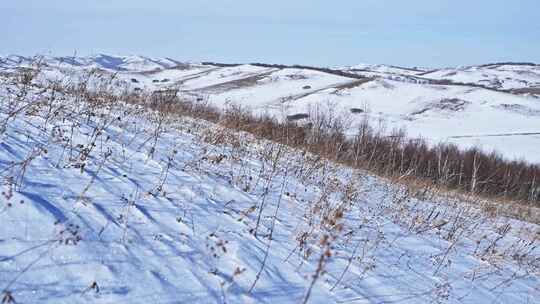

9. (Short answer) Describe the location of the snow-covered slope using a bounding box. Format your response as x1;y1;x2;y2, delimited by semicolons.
284;79;540;163
2;55;539;164
420;63;540;91
1;71;539;303
339;62;540;92
346;63;428;76
0;54;182;72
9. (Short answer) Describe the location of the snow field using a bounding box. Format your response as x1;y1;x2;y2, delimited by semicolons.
0;76;539;303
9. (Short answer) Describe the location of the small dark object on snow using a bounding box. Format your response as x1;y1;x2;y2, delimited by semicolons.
90;281;100;293
1;291;14;304
82;281;100;295
287;113;309;121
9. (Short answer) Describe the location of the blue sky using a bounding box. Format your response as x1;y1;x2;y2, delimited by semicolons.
2;0;539;67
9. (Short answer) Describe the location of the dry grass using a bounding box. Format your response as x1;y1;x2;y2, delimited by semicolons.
150;96;540;209
1;64;539;303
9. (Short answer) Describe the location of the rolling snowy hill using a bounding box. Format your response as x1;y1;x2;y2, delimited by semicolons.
1;55;539;163
420;63;540;91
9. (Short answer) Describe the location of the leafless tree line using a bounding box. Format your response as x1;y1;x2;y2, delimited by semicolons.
140;93;540;206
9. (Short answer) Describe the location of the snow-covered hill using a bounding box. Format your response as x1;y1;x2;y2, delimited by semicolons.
2;55;539;163
420;63;540;91
1;69;539;303
0;54;182;72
